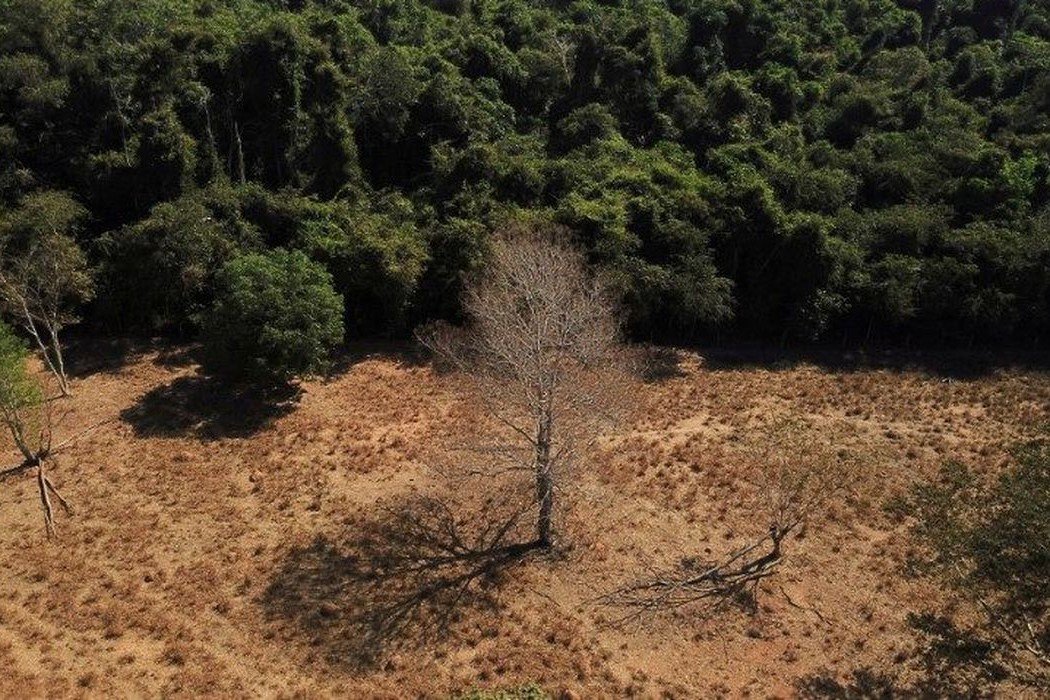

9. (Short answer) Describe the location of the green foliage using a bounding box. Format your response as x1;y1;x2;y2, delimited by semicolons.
0;190;94;323
0;321;46;454
97;186;259;333
202;248;344;383
0;320;41;415
454;683;549;700
901;446;1049;611
553;136;734;334
242;188;428;334
0;0;1048;345
893;439;1050;684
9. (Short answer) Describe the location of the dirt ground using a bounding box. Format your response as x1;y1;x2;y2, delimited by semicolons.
0;340;1047;698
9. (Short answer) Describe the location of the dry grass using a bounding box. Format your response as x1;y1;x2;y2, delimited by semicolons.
0;341;1046;697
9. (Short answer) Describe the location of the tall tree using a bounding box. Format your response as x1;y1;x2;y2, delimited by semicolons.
0;192;93;397
421;223;630;548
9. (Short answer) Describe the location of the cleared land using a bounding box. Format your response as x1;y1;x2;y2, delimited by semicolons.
0;341;1047;698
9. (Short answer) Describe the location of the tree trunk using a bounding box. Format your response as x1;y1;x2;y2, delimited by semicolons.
18;300;71;397
234;121;247;185
48;326;70;397
37;457;55;537
535;411;554;548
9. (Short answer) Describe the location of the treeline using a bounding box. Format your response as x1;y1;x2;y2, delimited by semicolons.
1;0;1049;346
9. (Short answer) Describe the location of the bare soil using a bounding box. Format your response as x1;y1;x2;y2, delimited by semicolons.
1;341;1047;698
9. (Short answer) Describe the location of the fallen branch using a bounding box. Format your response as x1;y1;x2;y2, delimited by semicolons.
48;419;110;454
0;419;107;537
599;520;800;625
2;451;66;536
779;584;830;625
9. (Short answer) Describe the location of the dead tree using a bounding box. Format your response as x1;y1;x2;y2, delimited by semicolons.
602;419;853;622
600;522;799;621
420;223;630;549
0;193;94;398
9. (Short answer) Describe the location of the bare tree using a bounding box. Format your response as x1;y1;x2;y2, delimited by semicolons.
0;193;93;398
602;418;853;621
420;223;630;549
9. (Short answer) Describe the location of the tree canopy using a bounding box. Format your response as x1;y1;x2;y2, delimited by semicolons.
202;248;344;382
1;0;1048;345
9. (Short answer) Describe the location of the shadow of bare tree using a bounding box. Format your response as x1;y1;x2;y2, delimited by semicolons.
120;374;300;440
260;497;539;668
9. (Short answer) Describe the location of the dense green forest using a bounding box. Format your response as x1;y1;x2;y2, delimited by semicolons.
1;0;1048;346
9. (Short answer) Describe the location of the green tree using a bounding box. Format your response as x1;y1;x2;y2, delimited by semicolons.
0;191;93;397
97;187;259;334
0;320;43;450
203;248;344;383
0;0;1049;346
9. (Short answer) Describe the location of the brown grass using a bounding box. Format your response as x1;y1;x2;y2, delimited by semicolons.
0;341;1046;697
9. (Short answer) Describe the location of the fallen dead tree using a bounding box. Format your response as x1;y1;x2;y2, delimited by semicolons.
599;519;801;622
601;418;856;623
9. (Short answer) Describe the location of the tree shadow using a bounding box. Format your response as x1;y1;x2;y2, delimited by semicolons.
697;344;1050;380
260;497;538;669
795;613;1011;698
906;612;1010;692
64;336;200;378
64;335;144;378
120;374;300;440
151;343;200;370
324;340;431;378
638;345;688;383
794;665;993;700
795;667;900;699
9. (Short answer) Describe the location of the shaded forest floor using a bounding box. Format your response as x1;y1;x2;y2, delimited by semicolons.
0;339;1047;698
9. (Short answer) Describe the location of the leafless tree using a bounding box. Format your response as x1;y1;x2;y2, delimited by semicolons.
0;192;94;397
601;418;854;622
419;223;631;549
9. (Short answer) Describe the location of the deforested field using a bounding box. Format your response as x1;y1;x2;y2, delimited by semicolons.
1;341;1046;698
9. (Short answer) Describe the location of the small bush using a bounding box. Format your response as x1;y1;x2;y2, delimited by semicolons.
455;683;550;700
202;249;344;383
